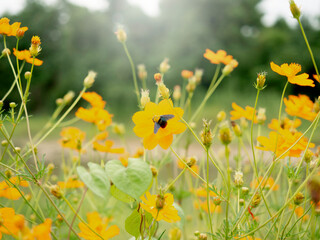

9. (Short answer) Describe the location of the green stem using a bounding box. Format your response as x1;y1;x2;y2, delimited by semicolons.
206;148;214;239
280;204;296;239
165;167;186;192
225;144;230;240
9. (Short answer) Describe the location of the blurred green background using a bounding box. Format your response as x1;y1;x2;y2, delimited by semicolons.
1;0;320;122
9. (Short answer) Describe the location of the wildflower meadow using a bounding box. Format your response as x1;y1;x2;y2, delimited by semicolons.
0;1;320;239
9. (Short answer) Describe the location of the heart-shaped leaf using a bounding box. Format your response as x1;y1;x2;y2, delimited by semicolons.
105;158;152;200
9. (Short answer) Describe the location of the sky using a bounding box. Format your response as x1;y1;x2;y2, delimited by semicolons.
0;0;319;28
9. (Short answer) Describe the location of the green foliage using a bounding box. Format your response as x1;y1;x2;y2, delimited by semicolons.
76;162;110;198
110;184;135;203
125;208;153;238
105;158;152;200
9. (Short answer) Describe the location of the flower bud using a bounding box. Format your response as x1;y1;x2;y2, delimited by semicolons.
115;28;127;43
150;166;158;177
47;163;55;173
194;68;204;84
255;72;267;90
257;108;266;124
137;64;147;81
5;170;12;179
213;197;221;206
222;59;238;75
50;185;62;199
159;58;170;74
63;91;75;104
2;48;11;56
169;227;182;240
241;187;249;195
181;70;193;79
251;193;261;208
0;100;3;110
156;194;165;209
289;0;301;19
10;102;17;108
304;149;313;163
30;214;36;221
231;121;242;137
83;71;96;88
157;81;170;99
313;98;320;113
24;71;31;80
219;124;232;145
217;111;226;122
25;193;32;201
56;98;63;106
239;198;245;206
186;76;197;93
16;28;27;39
173;85;181;101
200;119;213;149
154;73;162;83
194;231;200;237
234;170;244;187
199;233;207;240
140;89;150;108
1;140;8;147
14;147;21;153
187;156;197;168
293;192;304;205
29;36;41;57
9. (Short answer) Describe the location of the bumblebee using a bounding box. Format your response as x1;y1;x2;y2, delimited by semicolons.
152;114;174;134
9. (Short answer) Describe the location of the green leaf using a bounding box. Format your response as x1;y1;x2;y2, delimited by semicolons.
105;158;152;200
125;209;142;238
76;163;110;199
110;184;135;203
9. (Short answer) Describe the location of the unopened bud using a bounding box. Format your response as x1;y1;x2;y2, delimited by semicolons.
181;70;193;79
187;156;197;167
150;166;158;177
25;193;32;201
63;91;75;104
257;108;266;124
200;119;213;149
5;170;12;178
234;171;244;187
83;71;96;88
256;72;267;90
186;76;197;93
251;193;261;208
156;194;165;209
313;98;320;113
199;233;207;240
194;231;200;237
140;89;150;108
219;124;232;145
10;102;17;108
159;58;170;73
194;68;204;84
1;140;8;147
173;85;181;101
14;147;21;153
217;111;226;122
231;121;242;137
137;64;147;80
0;100;3;110
50;185;62;199
304;149;314;163
24;71;31;80
154;73;162;83
157;81;170;99
2;48;11;57
47;163;55;172
115;28;127;43
289;0;301;19
213;197;221;206
239;198;245;206
56;98;63;106
241;187;249;195
222;59;238;75
293;192;304;205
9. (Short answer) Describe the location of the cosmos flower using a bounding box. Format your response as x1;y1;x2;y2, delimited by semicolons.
57;178;84;189
203;49;234;65
250;176;279;191
194;199;222;214
0;17;28;37
82;92;106;109
132;99;186;150
230;102;258;123
76;107;113;131
268;117;301;131
13;48;43;66
59;127;86;152
93;140;124;154
140;192;180;223
0;177;29;200
270;62;314;87
284;95;317;121
78;212;119;240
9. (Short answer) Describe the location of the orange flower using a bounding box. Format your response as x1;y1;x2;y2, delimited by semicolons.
140;192;180;222
59;127;86;152
268;117;301;131
294;206;310;221
270;62;314;87
256;129;315;158
78;212;120;240
194;200;222;214
203;49;233;65
76;107;113;131
313;74;319;83
0;177;29;200
230;102;257;123
250;176;279;191
13;48;43;66
23;219;52;240
93;140;124;154
0;17;28;37
0;208;20;238
57;178;84;189
284;95;317;121
177;159;199;177
181;70;193;79
132;99;186;150
82;92;106;109
194;186;219;198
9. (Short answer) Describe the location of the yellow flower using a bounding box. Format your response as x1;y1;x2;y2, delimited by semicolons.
132;99;186;150
203;49;234;65
284;95;317;121
76;107;113;131
93;140;125;154
0;208;20;238
268;117;301;131
0;18;28;37
181;70;193;79
194;200;222;214
23;219;52;240
78;212;120;240
256;129;315;158
140;192;181;223
82;92;106;109
59;127;86;152
250;177;279;191
230;102;257;123
13;48;43;66
294;206;310;221
0;177;29;200
57;177;84;189
177;159;199;177
270;62;314;87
